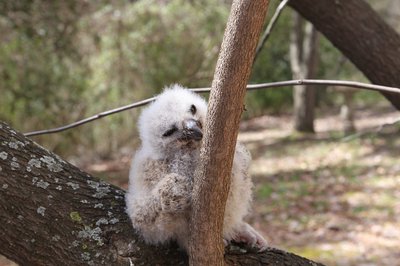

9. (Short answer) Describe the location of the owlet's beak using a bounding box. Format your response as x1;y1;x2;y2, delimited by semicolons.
180;119;203;141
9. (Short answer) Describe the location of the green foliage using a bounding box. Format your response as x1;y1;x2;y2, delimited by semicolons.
89;0;228;99
82;0;228;157
0;1;90;154
0;0;229;157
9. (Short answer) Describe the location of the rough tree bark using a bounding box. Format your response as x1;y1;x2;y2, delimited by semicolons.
189;1;270;265
288;0;400;110
289;12;320;133
0;122;325;266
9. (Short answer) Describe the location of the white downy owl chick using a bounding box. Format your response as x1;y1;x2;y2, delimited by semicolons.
125;84;267;251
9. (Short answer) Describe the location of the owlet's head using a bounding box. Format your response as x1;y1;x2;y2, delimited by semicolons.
138;84;207;158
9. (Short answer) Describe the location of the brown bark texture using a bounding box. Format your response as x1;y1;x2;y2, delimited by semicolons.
289;0;400;110
189;1;270;265
0;122;326;266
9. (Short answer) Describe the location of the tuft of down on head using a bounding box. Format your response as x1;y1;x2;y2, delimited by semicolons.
138;84;207;158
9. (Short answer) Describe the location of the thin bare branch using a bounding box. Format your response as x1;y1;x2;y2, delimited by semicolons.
24;79;400;137
254;0;290;60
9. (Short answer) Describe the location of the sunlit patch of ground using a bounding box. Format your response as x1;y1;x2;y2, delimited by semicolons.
240;107;400;266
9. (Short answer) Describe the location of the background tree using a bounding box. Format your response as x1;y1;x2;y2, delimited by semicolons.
289;12;320;133
289;0;400;110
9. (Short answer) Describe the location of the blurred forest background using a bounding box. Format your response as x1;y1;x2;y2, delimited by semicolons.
1;0;398;159
0;0;400;265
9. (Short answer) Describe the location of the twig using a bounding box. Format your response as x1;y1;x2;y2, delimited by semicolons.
24;97;156;137
24;79;400;137
254;0;291;60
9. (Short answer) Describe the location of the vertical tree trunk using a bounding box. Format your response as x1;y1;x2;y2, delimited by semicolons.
188;1;269;265
290;12;320;133
339;89;357;134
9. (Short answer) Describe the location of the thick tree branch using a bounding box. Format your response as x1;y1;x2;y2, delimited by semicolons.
0;122;325;265
288;0;400;110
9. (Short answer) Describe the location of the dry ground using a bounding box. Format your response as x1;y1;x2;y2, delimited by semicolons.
240;107;400;266
1;106;399;265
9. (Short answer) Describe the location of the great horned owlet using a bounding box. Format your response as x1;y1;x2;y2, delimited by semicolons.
125;84;267;251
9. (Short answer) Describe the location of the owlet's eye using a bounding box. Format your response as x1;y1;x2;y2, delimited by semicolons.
162;126;177;137
190;104;197;115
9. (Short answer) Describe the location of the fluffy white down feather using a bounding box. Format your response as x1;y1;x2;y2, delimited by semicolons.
125;84;267;250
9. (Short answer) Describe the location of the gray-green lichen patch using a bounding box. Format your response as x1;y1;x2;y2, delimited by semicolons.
115;189;125;196
52;235;61;242
2;184;8;189
37;206;46;216
81;200;89;204
8;141;25;149
70;211;82;223
36;179;50;189
27;158;42;172
109;218;119;224
40;156;63;172
56;185;62;190
77;226;103;246
0;151;7;160
87;180;110;198
96;215;119;226
94;203;103;209
81;252;91;261
10;160;19;170
67;182;80;190
95;218;108;226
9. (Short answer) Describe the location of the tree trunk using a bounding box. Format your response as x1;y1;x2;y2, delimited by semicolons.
290;12;319;133
189;1;270;265
338;89;357;134
0;122;325;266
288;0;400;110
